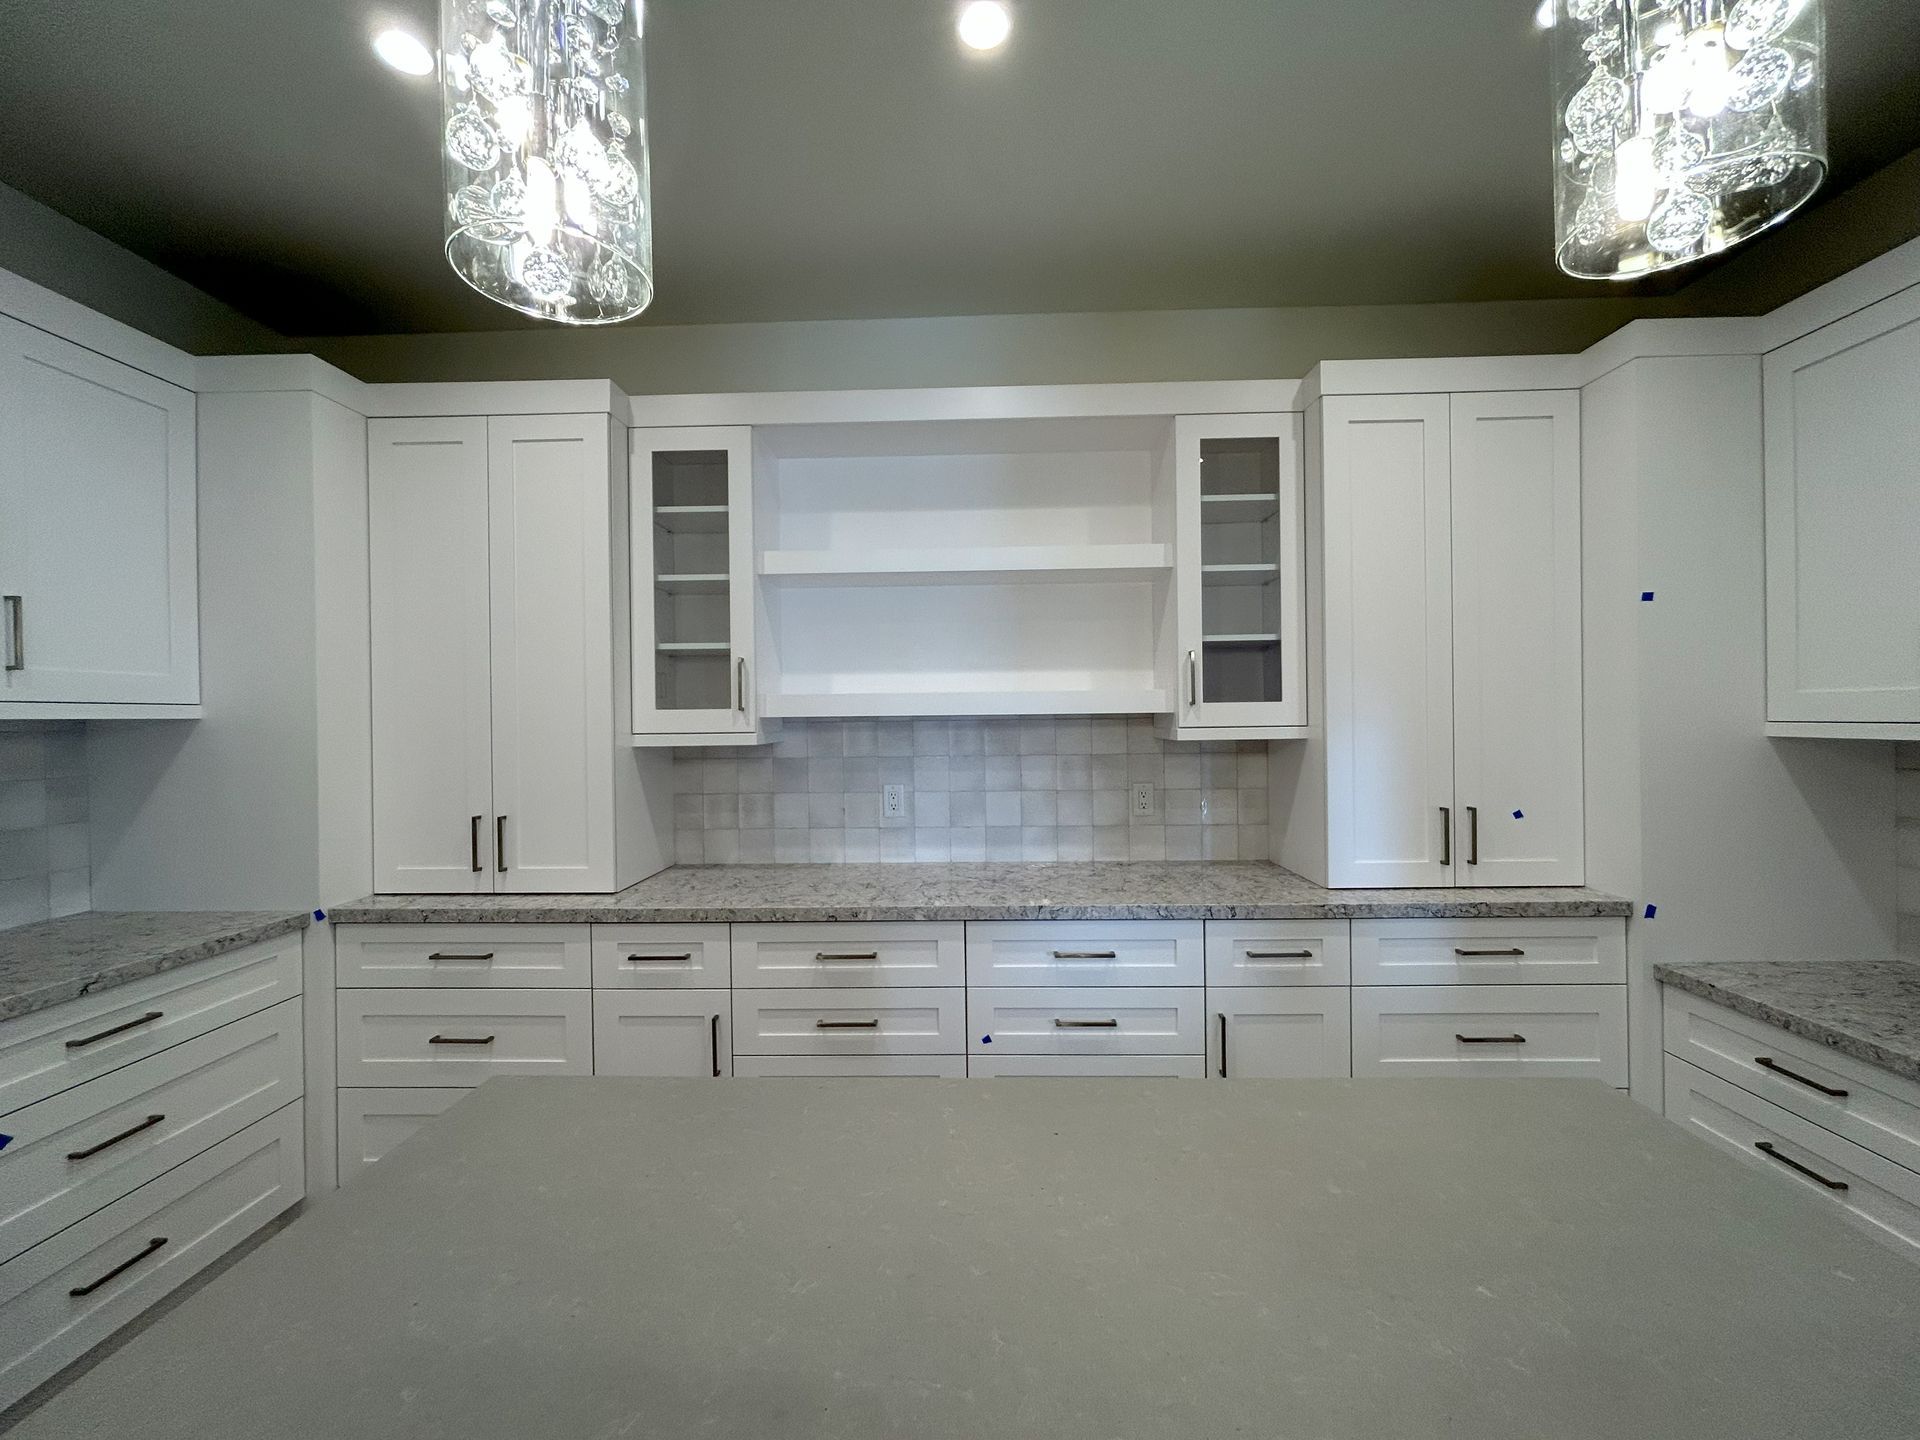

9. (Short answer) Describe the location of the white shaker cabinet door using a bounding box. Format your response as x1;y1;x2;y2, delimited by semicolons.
1449;391;1584;886
0;315;198;706
369;417;496;894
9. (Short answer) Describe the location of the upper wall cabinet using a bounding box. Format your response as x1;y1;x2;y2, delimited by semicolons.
0;316;199;713
1764;284;1920;738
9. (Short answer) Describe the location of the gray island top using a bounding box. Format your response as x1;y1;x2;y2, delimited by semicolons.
0;911;310;1024
12;1077;1918;1440
1656;958;1920;1085
330;860;1630;924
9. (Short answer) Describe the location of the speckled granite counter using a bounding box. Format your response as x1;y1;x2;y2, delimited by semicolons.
331;862;1629;925
1655;959;1920;1085
0;911;311;1024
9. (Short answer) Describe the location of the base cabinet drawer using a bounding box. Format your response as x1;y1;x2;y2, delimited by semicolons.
1205;920;1352;987
337;1089;468;1185
594;991;730;1077
732;1056;967;1078
1352;985;1627;1085
1351;919;1626;987
968;1056;1206;1079
969;987;1206;1056
731;988;965;1055
334;925;589;988
1662;987;1920;1175
335;990;592;1086
1664;1055;1920;1255
731;924;964;988
591;924;730;989
965;921;1203;987
0;1000;303;1265
0;1103;304;1411
1211;991;1352;1079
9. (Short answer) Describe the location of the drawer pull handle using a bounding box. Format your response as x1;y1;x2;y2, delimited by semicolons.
1754;1141;1849;1191
1055;1018;1121;1029
1218;1013;1229;1078
815;1018;881;1029
1453;948;1527;958
67;1113;166;1162
428;951;495;963
1755;1057;1849;1098
711;1013;723;1077
428;1034;497;1046
65;1012;164;1051
1455;1033;1527;1045
69;1237;168;1297
470;815;483;873
1246;950;1314;960
627;953;694;963
815;952;879;962
1051;951;1118;960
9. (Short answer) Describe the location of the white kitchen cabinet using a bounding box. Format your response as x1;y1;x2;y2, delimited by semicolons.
1350;918;1625;987
0;314;199;712
334;989;593;1087
336;1088;467;1185
1203;920;1351;987
964;920;1203;988
731;988;965;1056
1281;390;1583;887
1209;990;1351;1079
1352;984;1627;1085
630;425;760;742
732;1055;966;1078
335;923;591;989
968;986;1206;1056
1165;412;1306;737
369;413;665;894
594;991;730;1077
1764;284;1920;736
968;1055;1206;1078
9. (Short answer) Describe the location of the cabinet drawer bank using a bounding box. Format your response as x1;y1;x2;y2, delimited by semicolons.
732;923;964;988
1205;919;1352;987
965;921;1202;987
969;986;1207;1056
334;924;590;988
731;988;965;1056
1351;918;1626;987
334;990;593;1086
1352;985;1628;1086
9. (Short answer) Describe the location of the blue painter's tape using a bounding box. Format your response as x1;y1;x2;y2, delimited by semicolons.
1512;810;1524;820
981;1035;992;1044
0;1135;11;1152
1644;904;1658;919
313;909;327;923
1641;591;1655;602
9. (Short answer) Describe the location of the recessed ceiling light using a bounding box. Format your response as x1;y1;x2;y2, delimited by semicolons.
373;27;435;77
957;1;1012;52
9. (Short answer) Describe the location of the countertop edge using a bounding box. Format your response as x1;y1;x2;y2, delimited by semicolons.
328;900;1633;925
1653;963;1920;1086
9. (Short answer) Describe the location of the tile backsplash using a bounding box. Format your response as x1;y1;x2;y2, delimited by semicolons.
673;717;1270;864
1900;743;1919;960
0;721;90;929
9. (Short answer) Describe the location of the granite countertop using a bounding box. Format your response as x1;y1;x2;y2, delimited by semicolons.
15;1078;1920;1440
0;911;311;1024
1656;958;1920;1085
328;861;1630;924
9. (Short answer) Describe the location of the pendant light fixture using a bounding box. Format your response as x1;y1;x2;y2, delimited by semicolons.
1549;0;1826;280
440;0;653;323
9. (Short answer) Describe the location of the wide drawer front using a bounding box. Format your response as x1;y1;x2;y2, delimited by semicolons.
1662;988;1920;1175
731;988;965;1055
335;990;593;1086
1351;919;1626;986
731;924;965;988
0;934;303;1117
1211;990;1353;1080
965;921;1203;987
337;1088;468;1186
1352;985;1627;1085
732;1056;967;1078
0;999;303;1266
0;1104;303;1411
591;924;731;989
334;924;589;988
1205;920;1352;987
1664;1056;1920;1255
969;986;1207;1055
967;1056;1206;1078
594;991;731;1078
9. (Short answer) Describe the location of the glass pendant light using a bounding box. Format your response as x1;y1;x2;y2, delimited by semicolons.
440;0;653;323
1549;0;1826;280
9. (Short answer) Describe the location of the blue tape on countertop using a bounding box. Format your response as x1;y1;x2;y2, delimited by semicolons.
1644;904;1658;919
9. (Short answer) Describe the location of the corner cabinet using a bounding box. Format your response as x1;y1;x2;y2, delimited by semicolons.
628;426;762;745
1278;390;1584;888
369;413;668;894
0;315;199;712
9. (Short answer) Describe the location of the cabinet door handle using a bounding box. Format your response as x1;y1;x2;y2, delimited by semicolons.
1187;650;1198;707
1754;1141;1849;1191
735;657;748;714
1051;950;1117;960
628;953;694;963
427;1034;497;1046
1454;948;1526;958
67;1113;166;1162
2;594;21;671
1455;1033;1527;1045
470;815;483;873
428;951;495;963
68;1237;168;1297
815;1018;880;1029
711;1013;723;1077
495;815;508;873
1467;805;1479;866
1246;950;1314;960
1755;1057;1849;1098
1440;807;1451;867
1054;1018;1120;1029
1218;1013;1229;1078
65;1012;164;1050
815;951;879;962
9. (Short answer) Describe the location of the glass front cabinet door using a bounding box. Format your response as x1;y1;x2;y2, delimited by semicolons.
630;426;757;739
1171;413;1306;733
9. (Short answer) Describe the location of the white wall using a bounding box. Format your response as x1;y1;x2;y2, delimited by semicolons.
1581;353;1897;1110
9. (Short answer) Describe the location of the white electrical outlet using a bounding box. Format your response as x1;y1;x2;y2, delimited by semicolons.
1131;783;1156;817
883;783;907;819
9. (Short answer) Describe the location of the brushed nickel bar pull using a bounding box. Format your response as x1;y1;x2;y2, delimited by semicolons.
711;1013;723;1077
628;953;694;963
1187;650;1198;707
1440;807;1451;867
495;815;508;873
65;1012;164;1050
1051;950;1118;960
67;1113;166;1162
1455;1033;1527;1045
3;595;21;671
1454;948;1526;958
1055;1018;1120;1029
815;951;879;962
1218;1013;1229;1078
427;1034;496;1046
1756;1057;1849;1098
735;657;748;713
1467;805;1479;866
69;1237;168;1297
815;1018;880;1029
428;951;495;963
470;815;483;873
1247;950;1314;960
1754;1141;1849;1190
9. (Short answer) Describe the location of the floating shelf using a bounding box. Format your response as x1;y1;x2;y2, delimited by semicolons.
653;505;730;533
1200;563;1280;585
1203;633;1282;647
763;686;1170;719
759;543;1173;587
656;641;732;654
654;573;729;592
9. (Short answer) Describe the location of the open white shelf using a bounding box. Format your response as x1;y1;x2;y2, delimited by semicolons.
656;573;729;592
759;543;1172;587
1203;633;1281;646
653;504;730;533
1201;562;1280;584
765;686;1169;718
1202;493;1279;522
656;640;731;654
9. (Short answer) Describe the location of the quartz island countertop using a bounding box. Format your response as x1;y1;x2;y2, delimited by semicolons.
329;861;1630;925
1655;958;1920;1085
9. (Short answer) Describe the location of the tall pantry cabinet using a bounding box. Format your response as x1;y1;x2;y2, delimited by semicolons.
1276;390;1584;888
368;412;669;894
